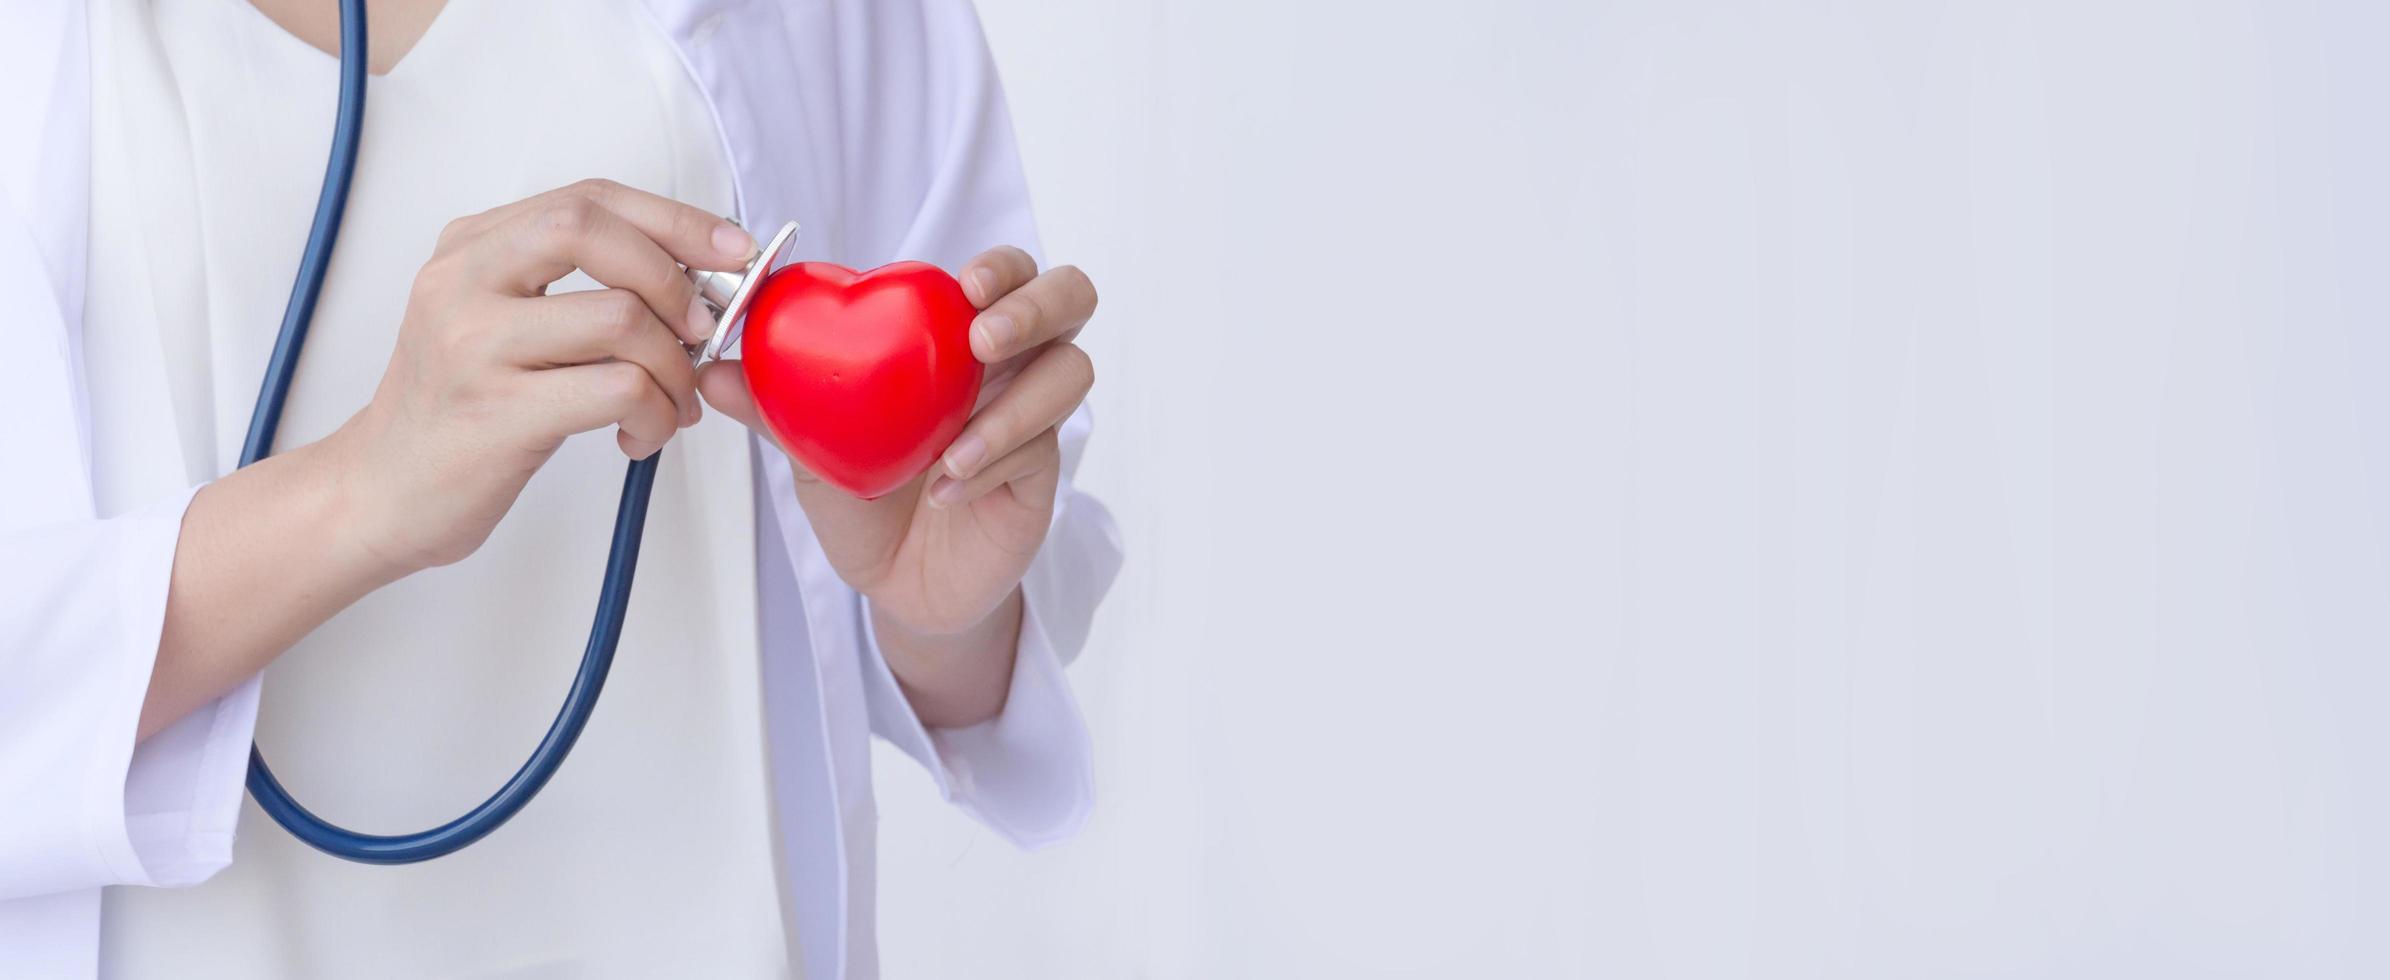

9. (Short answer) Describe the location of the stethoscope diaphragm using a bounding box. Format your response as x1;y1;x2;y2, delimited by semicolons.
689;219;802;364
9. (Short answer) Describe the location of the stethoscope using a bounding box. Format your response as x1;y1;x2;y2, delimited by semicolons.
239;0;797;864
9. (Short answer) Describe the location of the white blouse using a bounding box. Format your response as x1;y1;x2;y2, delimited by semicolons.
87;0;793;975
4;0;1112;976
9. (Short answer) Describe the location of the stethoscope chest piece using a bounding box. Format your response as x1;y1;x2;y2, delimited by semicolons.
690;219;802;364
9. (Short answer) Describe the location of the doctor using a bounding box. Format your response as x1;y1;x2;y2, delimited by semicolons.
0;0;1119;976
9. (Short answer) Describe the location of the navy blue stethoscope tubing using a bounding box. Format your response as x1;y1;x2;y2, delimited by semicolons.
238;0;650;864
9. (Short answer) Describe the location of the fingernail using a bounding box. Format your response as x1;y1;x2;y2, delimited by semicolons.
927;476;966;508
970;267;999;304
687;293;716;343
942;434;986;478
681;398;701;427
974;314;1016;356
713;221;755;261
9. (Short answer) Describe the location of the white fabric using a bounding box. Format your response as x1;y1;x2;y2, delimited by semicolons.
0;0;1122;977
88;0;786;975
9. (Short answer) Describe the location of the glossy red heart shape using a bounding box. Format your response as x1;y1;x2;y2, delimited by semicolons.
739;261;983;499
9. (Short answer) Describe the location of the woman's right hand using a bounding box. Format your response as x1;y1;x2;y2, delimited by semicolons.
321;178;755;572
144;180;753;738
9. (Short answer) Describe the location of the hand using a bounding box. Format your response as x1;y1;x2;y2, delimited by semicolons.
325;178;755;572
699;247;1098;722
143;179;753;738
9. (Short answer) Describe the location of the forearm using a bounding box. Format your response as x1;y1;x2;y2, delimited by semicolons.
139;433;405;740
872;586;1023;729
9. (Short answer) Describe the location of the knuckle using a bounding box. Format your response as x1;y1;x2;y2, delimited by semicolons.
468;322;510;364
410;255;468;302
999;244;1038;274
435;216;477;250
634;388;677;432
1052;342;1096;390
649;346;695;391
662;345;698;385
1005;287;1051;331
1055;265;1097;308
409;264;447;301
540;196;601;239
660;375;696;407
600;362;649;406
676;206;718;246
433;324;477;365
654;263;695;306
972;246;1031;290
599;289;646;334
983;404;1026;446
567;177;620;199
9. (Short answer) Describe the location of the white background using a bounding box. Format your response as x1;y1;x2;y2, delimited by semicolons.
874;1;2390;977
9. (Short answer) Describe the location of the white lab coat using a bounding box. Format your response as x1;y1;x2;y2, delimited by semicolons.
0;0;1122;976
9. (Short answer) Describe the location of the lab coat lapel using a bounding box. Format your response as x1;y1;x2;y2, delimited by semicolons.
0;0;97;529
638;0;845;251
84;0;211;495
639;6;866;976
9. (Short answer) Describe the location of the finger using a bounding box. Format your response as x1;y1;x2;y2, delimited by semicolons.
553;178;755;272
938;342;1093;481
452;178;753;272
695;361;826;485
970;264;1098;364
697;360;829;486
528;360;682;459
504;290;700;426
699;360;909;574
697;363;845;494
696;360;766;436
960;245;1039;308
926;427;1061;511
470;194;711;343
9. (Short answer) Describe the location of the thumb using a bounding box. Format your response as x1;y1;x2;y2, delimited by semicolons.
696;359;835;491
701;359;918;583
696;360;767;432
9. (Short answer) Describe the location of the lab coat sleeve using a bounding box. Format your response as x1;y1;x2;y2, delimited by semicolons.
0;486;262;898
858;403;1121;848
833;0;1124;848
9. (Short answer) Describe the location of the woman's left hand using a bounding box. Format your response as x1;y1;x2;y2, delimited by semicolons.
697;246;1097;722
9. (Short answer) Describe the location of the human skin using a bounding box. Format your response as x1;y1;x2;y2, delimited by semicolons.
140;178;1099;739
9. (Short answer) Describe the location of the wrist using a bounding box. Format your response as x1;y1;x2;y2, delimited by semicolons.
871;588;1024;728
300;419;422;586
871;585;1024;643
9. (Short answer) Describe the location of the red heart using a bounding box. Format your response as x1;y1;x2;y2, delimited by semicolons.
739;261;983;499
